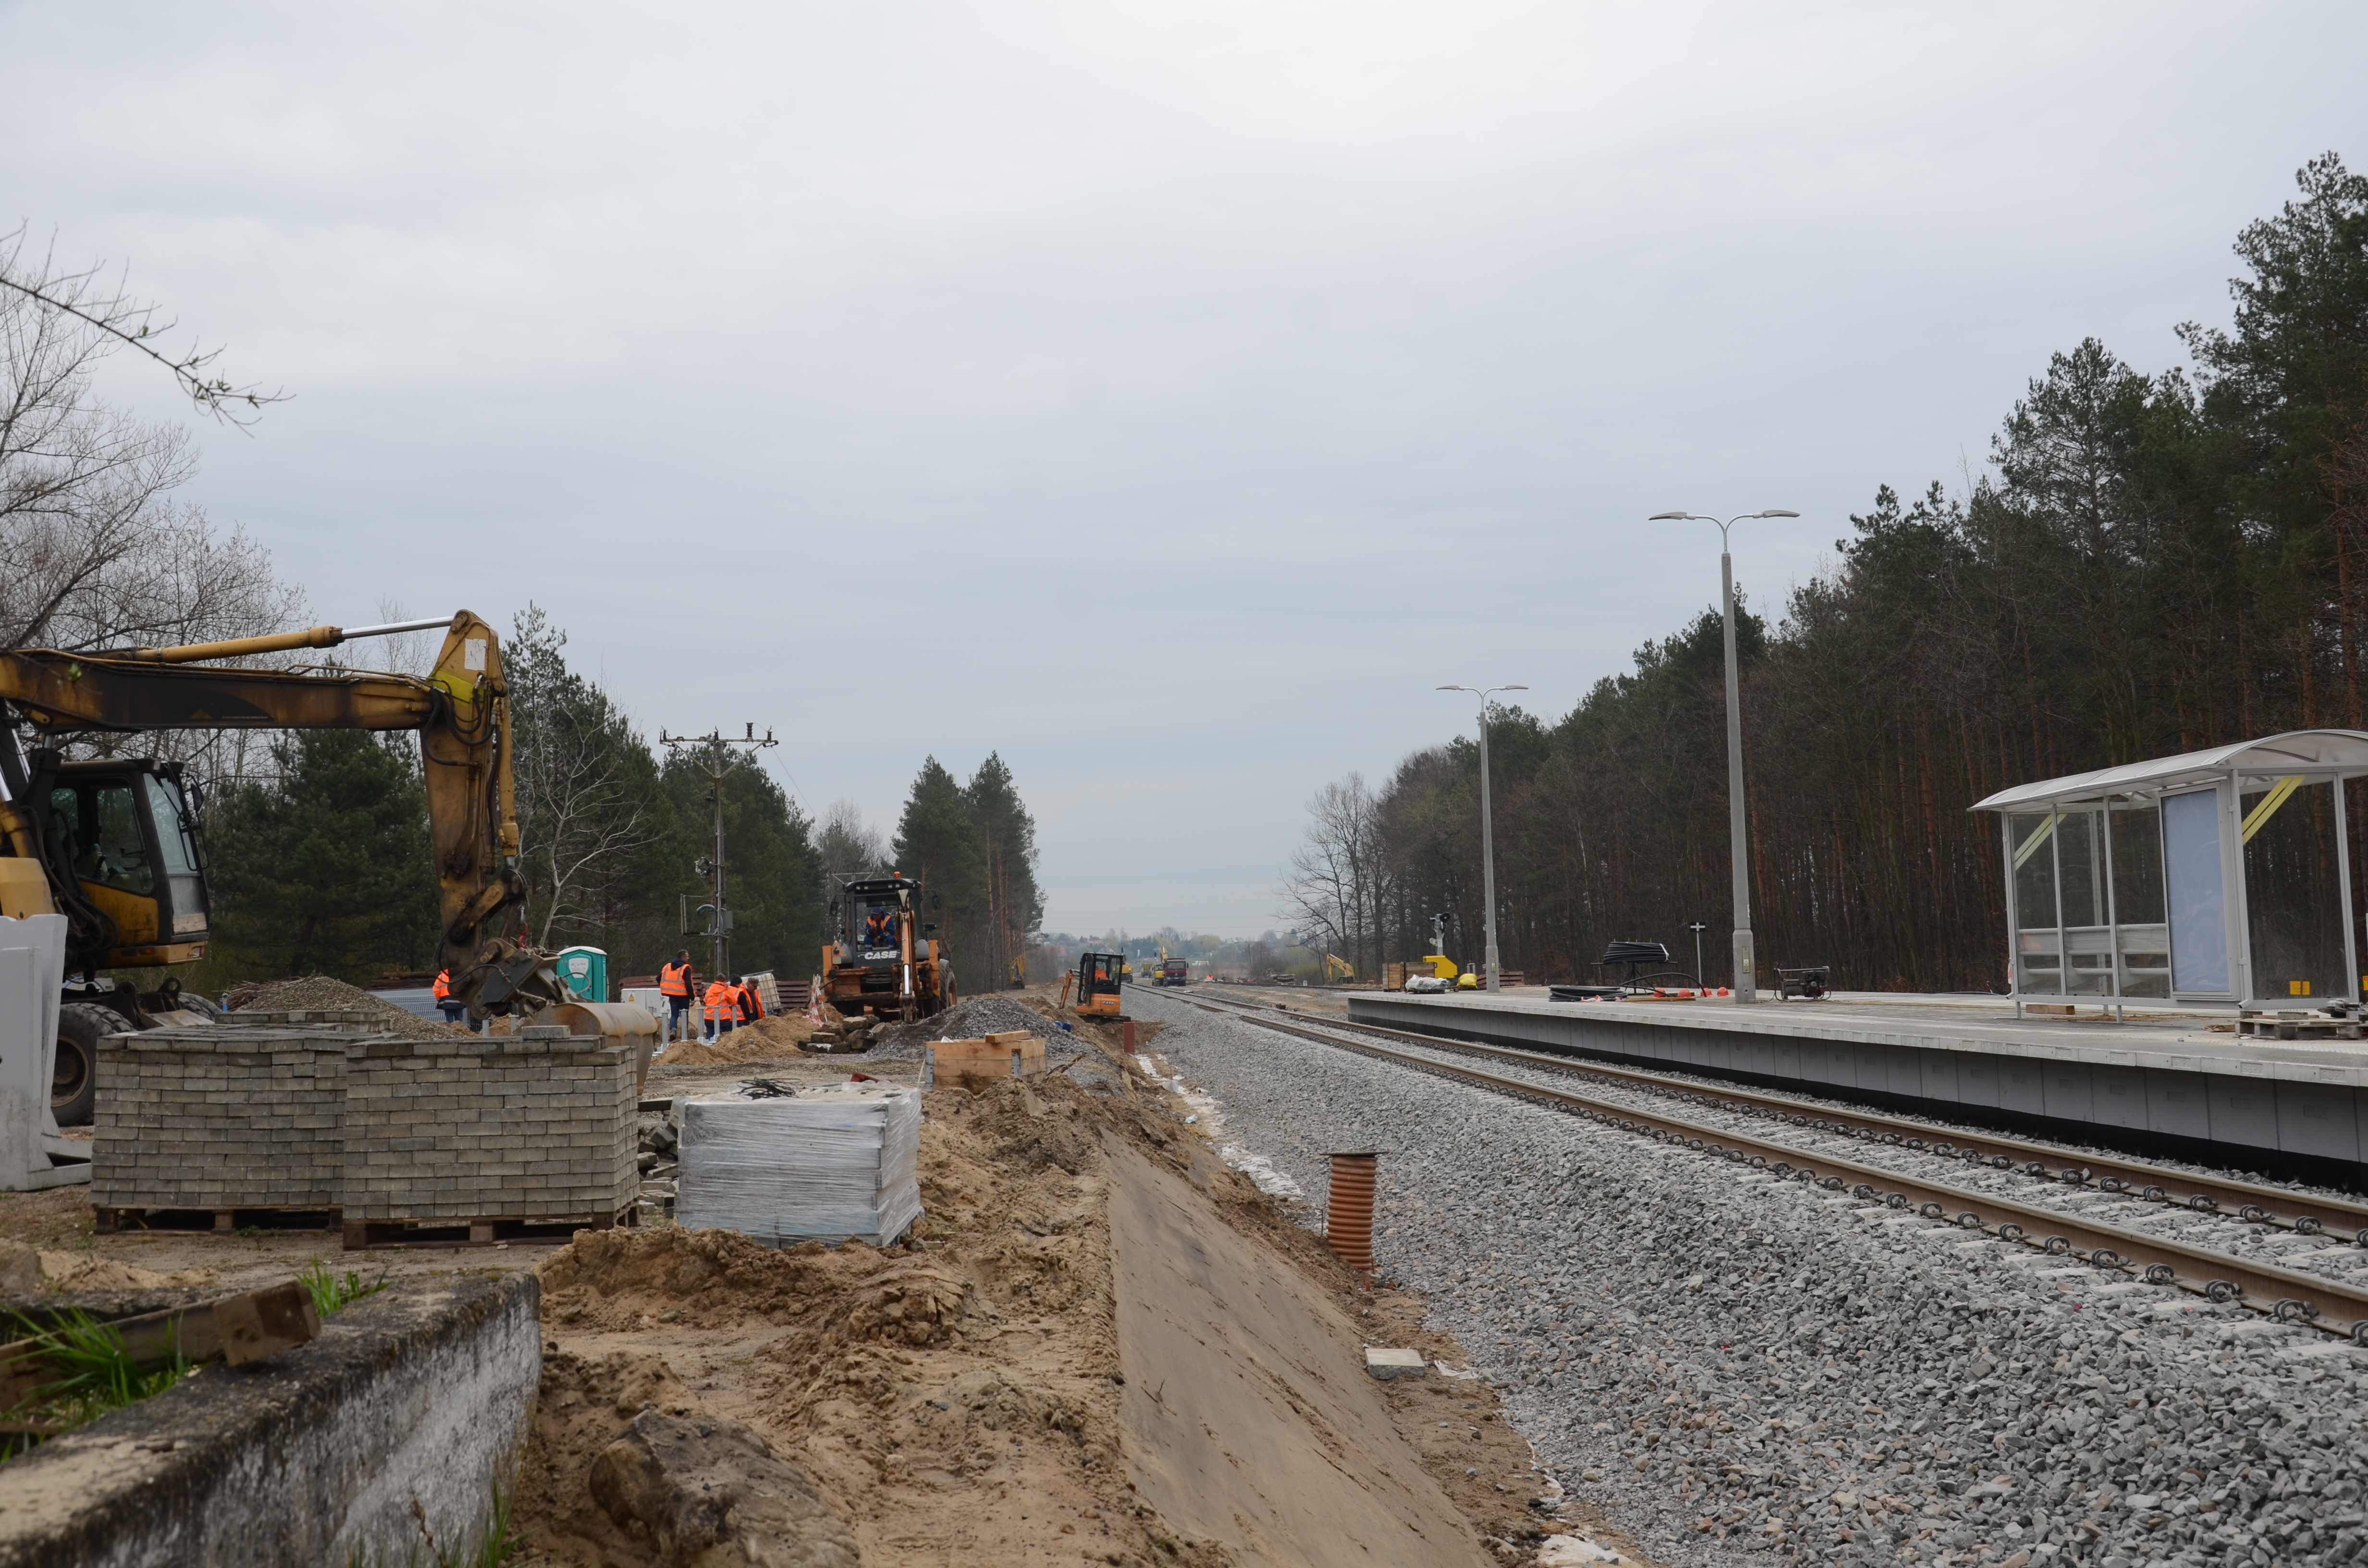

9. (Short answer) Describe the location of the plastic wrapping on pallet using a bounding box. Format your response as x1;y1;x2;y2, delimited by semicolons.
676;1083;922;1246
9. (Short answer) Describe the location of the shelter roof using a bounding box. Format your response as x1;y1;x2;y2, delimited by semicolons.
1970;729;2368;813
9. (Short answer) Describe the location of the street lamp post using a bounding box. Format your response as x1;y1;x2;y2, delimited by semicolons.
1437;683;1528;992
1648;510;1798;1003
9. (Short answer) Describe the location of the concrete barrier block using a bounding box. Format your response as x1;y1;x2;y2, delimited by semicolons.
0;1274;539;1568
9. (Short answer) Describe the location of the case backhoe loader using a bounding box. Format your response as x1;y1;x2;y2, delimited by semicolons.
0;611;571;1123
819;873;955;1022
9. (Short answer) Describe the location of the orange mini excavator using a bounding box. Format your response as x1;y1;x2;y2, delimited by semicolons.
1057;950;1126;1021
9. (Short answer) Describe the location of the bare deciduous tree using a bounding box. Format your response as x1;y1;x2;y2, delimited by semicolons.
1278;773;1390;980
1;226;306;791
507;605;662;949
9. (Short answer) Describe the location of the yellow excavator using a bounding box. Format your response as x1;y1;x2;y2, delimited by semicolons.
0;611;571;1123
1058;951;1126;1020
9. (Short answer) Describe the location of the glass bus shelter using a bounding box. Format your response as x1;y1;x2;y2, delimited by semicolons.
1971;730;2368;1014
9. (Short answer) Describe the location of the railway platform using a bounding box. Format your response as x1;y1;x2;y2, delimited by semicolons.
1344;988;2368;1186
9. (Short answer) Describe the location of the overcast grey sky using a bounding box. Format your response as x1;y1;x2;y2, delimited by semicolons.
5;2;2363;935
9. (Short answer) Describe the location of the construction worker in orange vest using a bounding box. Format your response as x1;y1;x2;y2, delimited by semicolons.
432;968;464;1027
659;951;696;1042
703;976;735;1039
736;975;763;1024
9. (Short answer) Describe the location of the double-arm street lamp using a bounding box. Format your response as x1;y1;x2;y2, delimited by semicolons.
1649;510;1798;1003
1437;683;1528;992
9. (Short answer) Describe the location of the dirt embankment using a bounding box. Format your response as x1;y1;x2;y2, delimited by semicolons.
515;1017;1602;1566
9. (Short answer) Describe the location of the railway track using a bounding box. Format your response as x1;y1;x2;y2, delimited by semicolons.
1180;989;2368;1238
1152;987;2368;1343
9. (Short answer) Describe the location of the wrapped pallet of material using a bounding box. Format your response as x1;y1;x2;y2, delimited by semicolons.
676;1083;922;1247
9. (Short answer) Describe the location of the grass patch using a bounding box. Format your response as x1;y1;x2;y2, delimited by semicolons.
301;1259;390;1317
0;1308;190;1459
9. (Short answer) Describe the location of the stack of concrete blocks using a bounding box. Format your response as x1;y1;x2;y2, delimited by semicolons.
92;1013;375;1221
676;1082;923;1247
340;1024;638;1237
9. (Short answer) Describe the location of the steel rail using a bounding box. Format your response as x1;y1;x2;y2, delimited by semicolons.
1160;993;2368;1341
1174;988;2368;1242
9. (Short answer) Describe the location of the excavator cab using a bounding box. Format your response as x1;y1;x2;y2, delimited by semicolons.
30;757;211;968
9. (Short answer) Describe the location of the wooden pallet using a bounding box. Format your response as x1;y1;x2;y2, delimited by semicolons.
95;1204;340;1235
339;1204;636;1250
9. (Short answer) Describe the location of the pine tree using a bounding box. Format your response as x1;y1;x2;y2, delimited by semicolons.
201;730;439;982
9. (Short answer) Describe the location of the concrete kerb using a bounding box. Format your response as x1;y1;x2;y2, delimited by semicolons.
0;1272;540;1568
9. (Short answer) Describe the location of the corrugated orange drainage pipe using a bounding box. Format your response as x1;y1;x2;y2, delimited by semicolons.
1326;1152;1379;1274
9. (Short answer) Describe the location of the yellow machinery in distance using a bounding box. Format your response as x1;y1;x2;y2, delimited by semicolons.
0;611;574;1123
1323;952;1354;982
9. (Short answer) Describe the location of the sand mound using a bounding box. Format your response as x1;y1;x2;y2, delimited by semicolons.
37;1251;216;1290
540;1225;971;1348
653;1015;812;1066
225;974;451;1041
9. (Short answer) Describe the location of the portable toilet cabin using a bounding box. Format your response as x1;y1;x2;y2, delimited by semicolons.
555;946;608;1003
1971;730;2368;1013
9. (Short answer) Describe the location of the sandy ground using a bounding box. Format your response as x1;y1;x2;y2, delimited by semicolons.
0;989;1657;1566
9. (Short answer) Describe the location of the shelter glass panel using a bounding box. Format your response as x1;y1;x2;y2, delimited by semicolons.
2243;777;2347;1003
2163;789;2230;994
2056;807;2112;994
2109;797;2169;998
2008;811;2062;994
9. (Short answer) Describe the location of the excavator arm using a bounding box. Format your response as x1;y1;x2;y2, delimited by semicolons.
0;611;561;1017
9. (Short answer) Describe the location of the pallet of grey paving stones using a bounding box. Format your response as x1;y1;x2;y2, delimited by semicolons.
2237;1006;2365;1039
94;1203;343;1235
338;1204;638;1250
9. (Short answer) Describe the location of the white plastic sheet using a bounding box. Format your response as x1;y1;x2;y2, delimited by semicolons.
676;1083;921;1247
0;914;85;1190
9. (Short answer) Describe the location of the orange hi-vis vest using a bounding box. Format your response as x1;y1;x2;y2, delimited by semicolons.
737;983;760;1022
703;980;732;1021
660;962;691;997
432;969;451;1000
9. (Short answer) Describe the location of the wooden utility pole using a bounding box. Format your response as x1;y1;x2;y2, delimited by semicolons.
659;723;777;979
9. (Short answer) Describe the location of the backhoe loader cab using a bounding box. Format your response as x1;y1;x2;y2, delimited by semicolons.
821;873;955;1021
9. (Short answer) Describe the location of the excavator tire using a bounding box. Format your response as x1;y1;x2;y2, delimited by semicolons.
52;1001;120;1127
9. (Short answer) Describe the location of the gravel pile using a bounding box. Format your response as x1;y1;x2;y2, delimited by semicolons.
1125;988;2368;1568
863;995;1063;1061
225;974;452;1041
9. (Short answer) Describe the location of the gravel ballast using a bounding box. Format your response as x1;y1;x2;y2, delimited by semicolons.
862;995;1067;1060
1123;987;2368;1568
